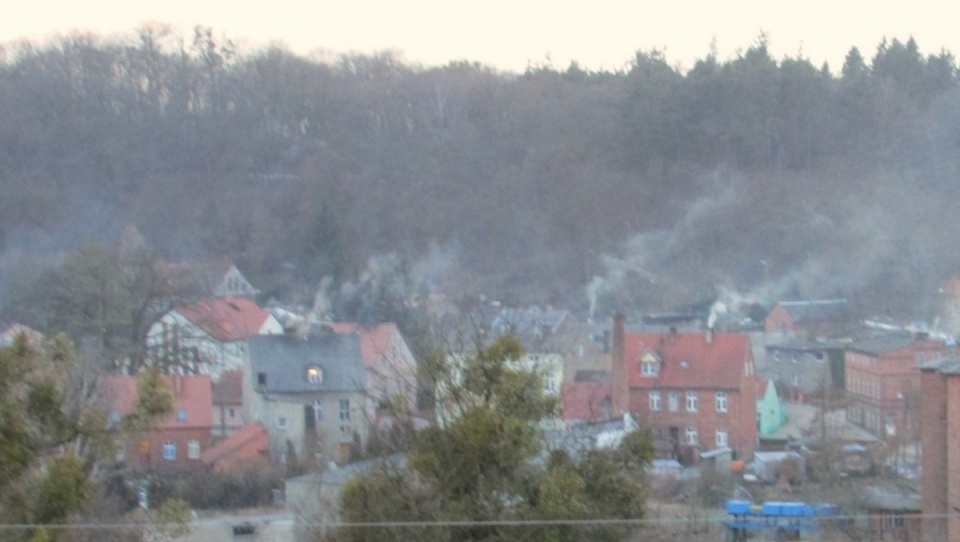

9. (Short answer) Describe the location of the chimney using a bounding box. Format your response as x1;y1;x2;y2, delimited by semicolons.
705;327;714;343
611;314;627;417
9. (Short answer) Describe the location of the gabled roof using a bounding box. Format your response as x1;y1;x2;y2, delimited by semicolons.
328;322;398;368
491;306;576;346
176;296;272;342
775;299;851;323
212;370;243;404
200;422;269;466
248;333;365;393
102;374;214;428
625;331;752;390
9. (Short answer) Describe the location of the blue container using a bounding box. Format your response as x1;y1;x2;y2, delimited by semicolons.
726;500;752;515
762;502;783;515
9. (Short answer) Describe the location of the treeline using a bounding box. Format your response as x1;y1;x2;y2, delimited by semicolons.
2;26;960;319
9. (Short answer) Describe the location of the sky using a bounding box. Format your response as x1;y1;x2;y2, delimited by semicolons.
4;2;959;73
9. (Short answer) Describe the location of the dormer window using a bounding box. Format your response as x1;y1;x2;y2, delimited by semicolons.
306;366;324;384
639;350;661;376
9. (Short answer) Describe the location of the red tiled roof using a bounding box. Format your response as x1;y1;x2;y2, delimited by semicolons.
561;380;613;421
200;422;269;466
176;296;271;342
212;370;243;405
102;374;214;429
624;331;752;390
330;322;397;368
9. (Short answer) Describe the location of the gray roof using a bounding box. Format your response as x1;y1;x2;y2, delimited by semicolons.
778;299;851;322
918;354;960;373
847;334;939;356
248;333;365;393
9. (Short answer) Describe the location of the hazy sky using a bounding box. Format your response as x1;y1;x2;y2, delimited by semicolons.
4;2;957;73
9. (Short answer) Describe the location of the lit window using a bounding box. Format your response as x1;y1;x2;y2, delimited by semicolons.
685;427;698;445
176;408;187;421
339;399;350;421
715;392;728;413
716;428;728;448
686;392;698;412
187;440;201;459
649;391;661;411
306;366;324;384
668;392;679;412
163;441;176;461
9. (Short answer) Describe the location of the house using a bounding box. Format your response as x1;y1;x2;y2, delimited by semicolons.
762;340;846;401
918;353;960;541
102;374;214;470
844;333;947;440
327;322;420;419
544;413;639;460
244;325;417;467
862;486;922;542
212;370;245;438
200;422;270;473
561;370;613;423
146;296;283;378
490;307;581;401
157;259;259;299
756;379;786;437
285;454;407;538
764;299;853;339
614;317;758;464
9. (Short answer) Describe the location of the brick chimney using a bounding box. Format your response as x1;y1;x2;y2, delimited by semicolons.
611;314;628;417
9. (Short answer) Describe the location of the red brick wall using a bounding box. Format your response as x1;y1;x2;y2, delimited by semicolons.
128;428;212;470
920;368;947;540
629;386;756;460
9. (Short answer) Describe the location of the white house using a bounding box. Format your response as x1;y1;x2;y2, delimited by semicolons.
146;296;283;379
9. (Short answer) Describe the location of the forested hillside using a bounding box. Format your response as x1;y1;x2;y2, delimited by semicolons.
2;25;959;322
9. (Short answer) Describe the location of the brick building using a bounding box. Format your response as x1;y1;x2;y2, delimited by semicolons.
103;374;214;470
918;354;960;541
764;299;852;338
845;334;947;440
613;318;758;464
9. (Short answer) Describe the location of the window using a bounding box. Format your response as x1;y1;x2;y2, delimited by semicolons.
641;361;659;376
685;427;698;445
109;410;122;425
715;392;728;413
882;511;905;529
176;408;187;422
545;372;556;392
668;392;679;412
163;441;176;461
312;400;323;422
228;408;235;418
686;392;698;412
187;440;201;459
306;366;324;384
649;391;661;411
340;424;352;434
716;428;728;448
277;416;287;429
339;399;350;421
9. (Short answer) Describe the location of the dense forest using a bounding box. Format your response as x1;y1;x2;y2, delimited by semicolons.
2;25;960;326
